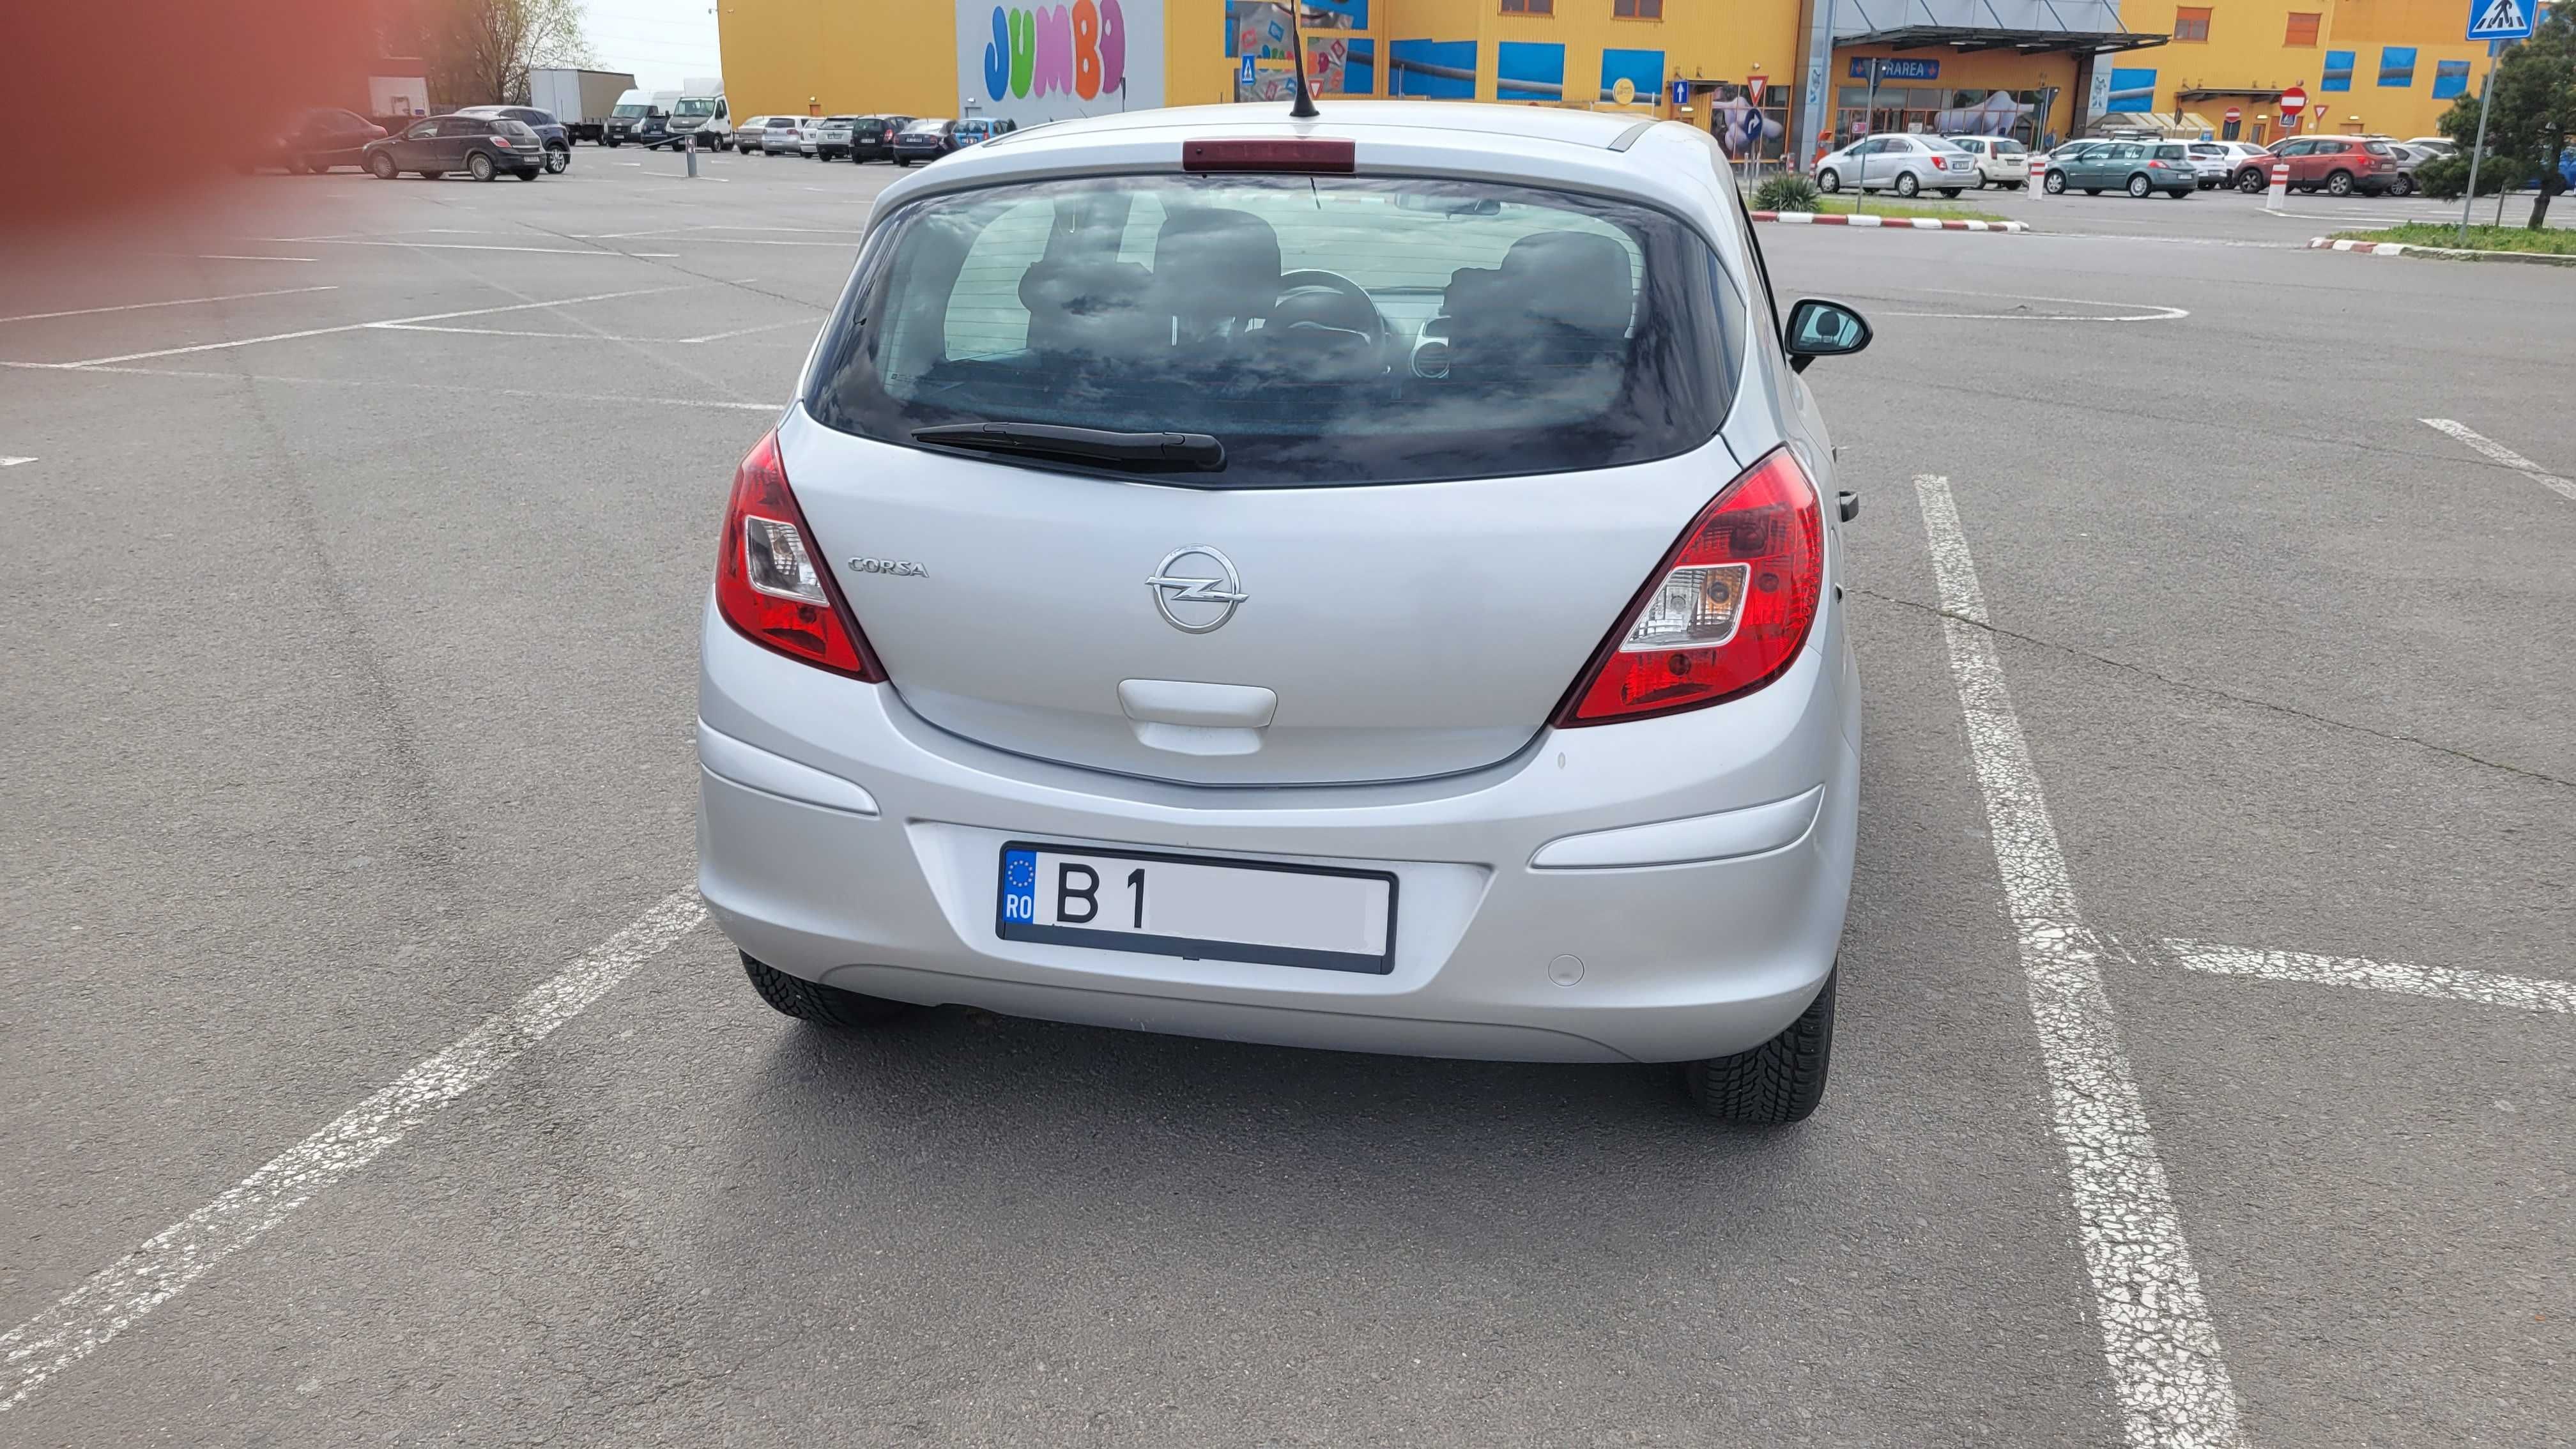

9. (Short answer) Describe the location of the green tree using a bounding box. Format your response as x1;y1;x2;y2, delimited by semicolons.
2436;7;2576;227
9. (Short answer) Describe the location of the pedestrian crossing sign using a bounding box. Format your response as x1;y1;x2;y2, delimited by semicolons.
2467;0;2533;41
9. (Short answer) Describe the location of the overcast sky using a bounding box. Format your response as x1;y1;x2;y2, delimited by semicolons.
579;0;725;91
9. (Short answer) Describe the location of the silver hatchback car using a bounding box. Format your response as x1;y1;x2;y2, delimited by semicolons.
698;102;1871;1121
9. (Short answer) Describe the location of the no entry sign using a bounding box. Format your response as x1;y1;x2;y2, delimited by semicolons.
2279;85;2308;116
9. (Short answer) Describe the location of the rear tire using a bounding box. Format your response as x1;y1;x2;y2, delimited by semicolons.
2127;174;2152;197
1894;171;1920;198
1939;187;1962;198
1683;968;1836;1124
2391;174;2414;197
468;152;496;182
742;953;916;1029
2326;170;2354;196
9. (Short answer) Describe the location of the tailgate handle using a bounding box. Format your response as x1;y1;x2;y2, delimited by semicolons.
1118;679;1277;728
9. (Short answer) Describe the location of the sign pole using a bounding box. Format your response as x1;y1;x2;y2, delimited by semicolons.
2462;43;2497;241
1861;57;1880;191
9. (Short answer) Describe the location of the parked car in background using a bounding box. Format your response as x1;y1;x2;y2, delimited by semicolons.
1813;133;1979;197
812;115;862;160
2379;142;2426;196
2044;140;2195;197
2269;136;2400;195
2186;141;2267;189
848;114;914;162
2405;136;2458;157
253;107;387;173
891;117;958;165
364;116;546;181
950;116;1020;148
703;102;1869;1123
732;115;780;152
1939;134;2028;188
454;105;571;173
758;116;805;155
795;117;826;157
602;90;670;148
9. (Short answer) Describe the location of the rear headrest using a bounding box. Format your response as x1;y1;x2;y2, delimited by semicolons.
1152;208;1283;332
1016;259;1156;354
1443;229;1634;339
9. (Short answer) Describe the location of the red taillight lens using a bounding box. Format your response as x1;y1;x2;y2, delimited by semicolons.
1554;447;1824;727
714;431;884;680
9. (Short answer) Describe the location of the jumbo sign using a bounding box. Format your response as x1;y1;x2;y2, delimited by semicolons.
959;0;1165;122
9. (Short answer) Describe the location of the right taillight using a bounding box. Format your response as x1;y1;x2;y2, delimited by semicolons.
714;431;884;681
1555;446;1823;727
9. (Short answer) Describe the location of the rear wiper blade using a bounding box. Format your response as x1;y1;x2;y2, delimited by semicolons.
910;422;1224;472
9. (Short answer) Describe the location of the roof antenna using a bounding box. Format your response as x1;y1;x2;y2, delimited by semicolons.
1287;4;1321;119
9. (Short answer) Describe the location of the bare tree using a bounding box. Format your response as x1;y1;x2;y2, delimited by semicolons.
422;0;593;107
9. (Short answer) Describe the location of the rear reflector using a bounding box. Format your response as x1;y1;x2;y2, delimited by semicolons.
1554;446;1824;727
1182;139;1356;174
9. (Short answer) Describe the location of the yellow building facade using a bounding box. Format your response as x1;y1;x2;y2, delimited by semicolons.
712;0;2490;163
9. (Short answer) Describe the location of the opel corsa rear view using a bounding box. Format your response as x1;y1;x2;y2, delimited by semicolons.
697;100;1873;1122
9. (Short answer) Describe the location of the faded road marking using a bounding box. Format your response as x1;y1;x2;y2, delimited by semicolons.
0;890;708;1414
1917;475;2249;1449
0;286;338;325
2421;418;2576;503
2165;940;2574;1015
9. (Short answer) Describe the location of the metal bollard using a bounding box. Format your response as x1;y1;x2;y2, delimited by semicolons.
686;135;699;178
2265;160;2287;213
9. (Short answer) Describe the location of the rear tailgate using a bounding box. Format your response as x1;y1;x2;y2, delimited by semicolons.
777;408;1744;786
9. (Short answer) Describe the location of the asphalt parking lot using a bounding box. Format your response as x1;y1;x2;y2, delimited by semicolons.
3;149;2570;1446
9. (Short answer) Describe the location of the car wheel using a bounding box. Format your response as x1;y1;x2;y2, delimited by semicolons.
515;167;539;180
421;170;444;180
742;953;914;1029
604;136;621;148
2391;175;2414;196
468;152;496;182
367;152;397;180
2237;169;2266;193
2044;170;2066;194
1816;168;1841;194
896;157;911;167
1683;967;1836;1124
545;147;568;174
1894;171;1920;198
2326;171;2354;195
2083;187;2101;195
2128;174;2152;197
1940;187;1963;198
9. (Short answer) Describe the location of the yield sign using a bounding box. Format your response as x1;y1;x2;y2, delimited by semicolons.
2468;0;2533;40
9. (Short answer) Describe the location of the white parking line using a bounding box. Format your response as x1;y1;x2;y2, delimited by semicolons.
0;456;34;467
259;238;677;258
45;285;699;367
194;255;319;264
2165;940;2575;1015
0;889;708;1414
2420;418;2576;503
0;286;338;325
0;357;784;413
1917;475;2249;1449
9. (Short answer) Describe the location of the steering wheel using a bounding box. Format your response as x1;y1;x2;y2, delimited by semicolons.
1269;268;1387;358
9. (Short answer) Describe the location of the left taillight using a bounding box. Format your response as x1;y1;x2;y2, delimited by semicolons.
1554;446;1824;727
714;431;884;680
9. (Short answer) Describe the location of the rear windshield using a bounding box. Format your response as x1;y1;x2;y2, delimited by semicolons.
804;174;1738;487
2155;144;2188;159
2363;141;2393;155
1993;138;2025;154
496;119;535;135
905;119;951;132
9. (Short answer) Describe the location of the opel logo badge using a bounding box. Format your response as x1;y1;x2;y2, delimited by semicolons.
1146;546;1247;634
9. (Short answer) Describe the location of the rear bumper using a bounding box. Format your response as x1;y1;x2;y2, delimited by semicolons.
696;591;1862;1065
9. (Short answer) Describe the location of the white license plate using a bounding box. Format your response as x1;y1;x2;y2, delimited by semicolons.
996;843;1396;975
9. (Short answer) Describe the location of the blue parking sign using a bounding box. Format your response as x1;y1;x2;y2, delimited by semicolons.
2467;0;2532;41
1242;54;1259;87
1671;79;1690;106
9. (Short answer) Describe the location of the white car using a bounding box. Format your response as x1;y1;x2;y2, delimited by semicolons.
1813;133;1981;197
1939;134;2030;188
732;115;779;153
2186;141;2270;189
698;100;1869;1123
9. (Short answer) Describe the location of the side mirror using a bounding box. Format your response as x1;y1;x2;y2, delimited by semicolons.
1783;298;1873;373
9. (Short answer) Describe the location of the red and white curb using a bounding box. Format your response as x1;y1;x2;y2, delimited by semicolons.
1752;211;2028;232
2306;235;2576;266
2309;237;2411;255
